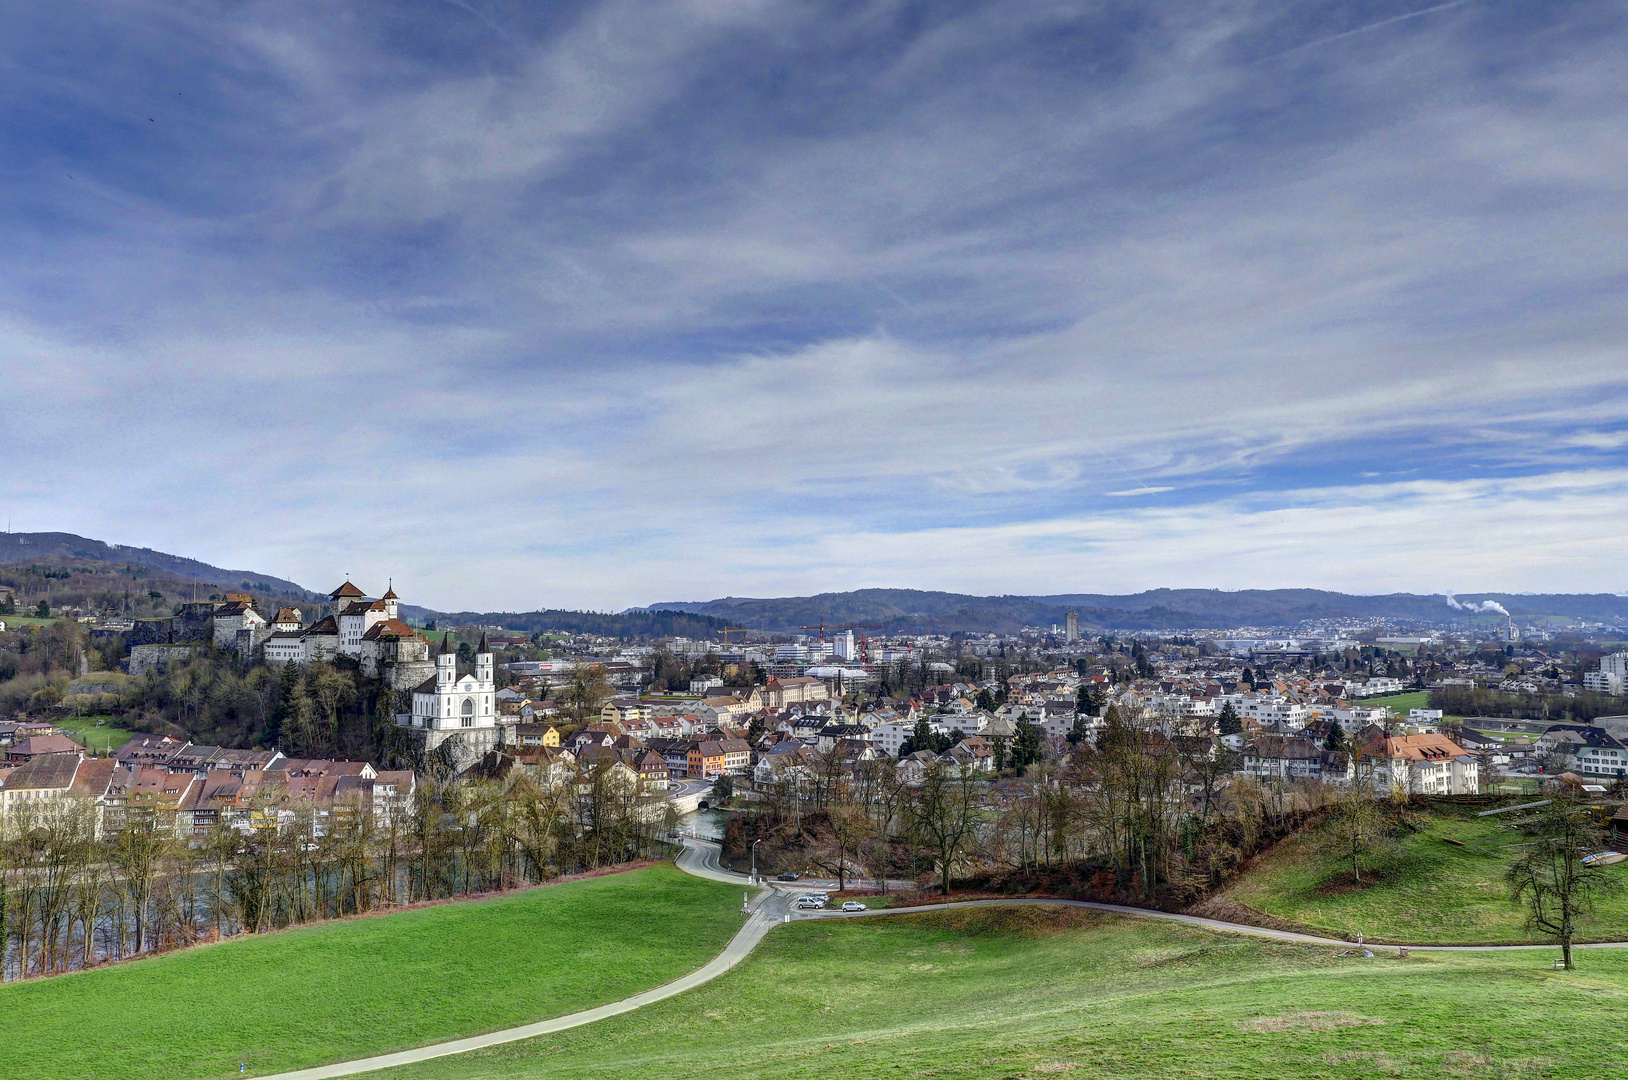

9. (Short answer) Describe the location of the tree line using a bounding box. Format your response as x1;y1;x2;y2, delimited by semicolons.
0;763;674;981
732;707;1322;906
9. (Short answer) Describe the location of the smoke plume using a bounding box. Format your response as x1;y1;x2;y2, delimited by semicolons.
1443;593;1510;617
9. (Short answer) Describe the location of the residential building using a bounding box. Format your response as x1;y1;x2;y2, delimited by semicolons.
1239;736;1350;782
688;738;751;778
1539;725;1628;780
1359;733;1478;794
5;733;85;763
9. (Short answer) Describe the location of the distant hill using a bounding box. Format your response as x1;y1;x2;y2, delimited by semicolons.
647;588;1628;634
426;608;741;640
0;532;322;601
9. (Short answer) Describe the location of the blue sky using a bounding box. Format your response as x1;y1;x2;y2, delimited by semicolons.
3;0;1626;610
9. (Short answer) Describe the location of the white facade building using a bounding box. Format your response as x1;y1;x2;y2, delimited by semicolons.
408;636;496;733
832;631;857;661
1584;654;1627;695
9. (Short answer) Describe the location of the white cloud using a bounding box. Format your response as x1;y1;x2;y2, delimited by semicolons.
4;1;1628;609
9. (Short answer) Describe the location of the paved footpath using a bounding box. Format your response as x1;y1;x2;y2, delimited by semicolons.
257;841;777;1080
257;837;1623;1079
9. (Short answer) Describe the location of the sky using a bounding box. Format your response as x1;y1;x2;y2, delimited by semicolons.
2;0;1627;611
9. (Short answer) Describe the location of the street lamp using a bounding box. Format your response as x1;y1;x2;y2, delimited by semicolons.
751;838;765;884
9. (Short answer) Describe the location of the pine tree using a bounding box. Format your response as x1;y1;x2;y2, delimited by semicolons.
1217;702;1242;736
1011;718;1041;771
1324;720;1347;753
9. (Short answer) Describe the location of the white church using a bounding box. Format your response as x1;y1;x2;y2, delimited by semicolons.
397;632;501;769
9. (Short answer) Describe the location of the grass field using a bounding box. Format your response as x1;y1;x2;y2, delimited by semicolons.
0;862;743;1080
374;907;1628;1080
52;715;134;752
1220;809;1628;944
1362;690;1434;715
0;614;59;629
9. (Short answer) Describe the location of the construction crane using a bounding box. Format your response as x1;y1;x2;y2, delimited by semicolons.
719;627;756;644
798;620;884;663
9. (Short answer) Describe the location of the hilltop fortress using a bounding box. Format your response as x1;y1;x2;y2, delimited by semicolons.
123;580;436;691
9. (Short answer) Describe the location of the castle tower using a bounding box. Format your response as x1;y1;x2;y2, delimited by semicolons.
382;581;399;621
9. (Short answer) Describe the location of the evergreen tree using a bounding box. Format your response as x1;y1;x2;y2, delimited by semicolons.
1324;720;1347;753
1010;718;1042;772
1217;701;1242;736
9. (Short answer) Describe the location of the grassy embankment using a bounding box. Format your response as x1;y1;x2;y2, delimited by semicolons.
377;906;1628;1080
1219;809;1628;944
52;714;134;752
0;862;743;1080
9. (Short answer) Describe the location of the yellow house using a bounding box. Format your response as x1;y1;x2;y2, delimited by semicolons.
508;723;560;748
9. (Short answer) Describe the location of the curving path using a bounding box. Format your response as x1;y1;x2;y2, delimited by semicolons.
256;837;1619;1079
810;897;1628;951
255;841;776;1080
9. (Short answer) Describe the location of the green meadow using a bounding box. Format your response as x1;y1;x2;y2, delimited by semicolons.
1220;809;1628;944
377;906;1628;1080
0;863;743;1080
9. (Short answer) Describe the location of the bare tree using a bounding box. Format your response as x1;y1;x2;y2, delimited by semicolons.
904;763;982;896
1326;760;1388;885
1507;795;1619;970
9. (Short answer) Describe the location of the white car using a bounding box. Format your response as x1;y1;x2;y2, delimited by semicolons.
841;901;868;912
794;896;826;909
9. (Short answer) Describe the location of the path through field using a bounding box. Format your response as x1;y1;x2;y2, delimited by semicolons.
256;836;1627;1079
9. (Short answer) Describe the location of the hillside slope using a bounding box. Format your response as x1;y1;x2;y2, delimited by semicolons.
0;532;319;601
378;909;1628;1080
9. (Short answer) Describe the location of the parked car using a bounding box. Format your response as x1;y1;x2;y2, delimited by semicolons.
776;872;800;881
841;901;868;912
794;896;826;909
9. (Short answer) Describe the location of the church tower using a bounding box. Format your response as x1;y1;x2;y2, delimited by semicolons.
437;632;456;690
475;631;493;691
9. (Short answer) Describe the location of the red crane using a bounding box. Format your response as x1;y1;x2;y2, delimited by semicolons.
797;620;884;663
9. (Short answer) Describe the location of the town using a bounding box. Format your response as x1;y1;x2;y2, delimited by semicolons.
9;0;1626;1073
5;573;1628;985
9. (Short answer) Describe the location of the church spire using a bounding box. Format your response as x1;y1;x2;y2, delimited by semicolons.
440;632;452;656
477;631;489;654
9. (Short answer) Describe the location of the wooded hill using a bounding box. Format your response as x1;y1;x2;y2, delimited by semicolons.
0;532;320;601
428;608;740;640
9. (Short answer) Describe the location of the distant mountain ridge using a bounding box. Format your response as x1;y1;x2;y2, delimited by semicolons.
0;531;323;602
647;588;1628;633
6;531;1622;636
